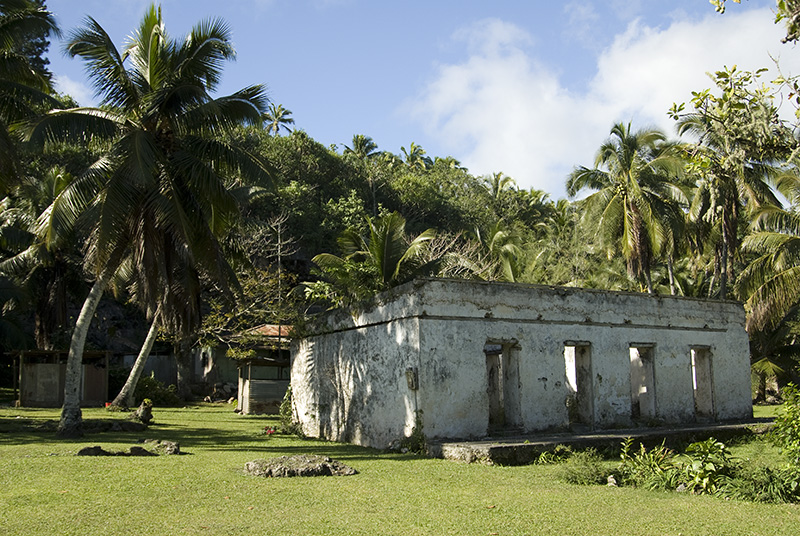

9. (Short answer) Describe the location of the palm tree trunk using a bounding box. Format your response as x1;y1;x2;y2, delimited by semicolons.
111;315;159;408
57;265;114;438
644;269;654;294
667;256;677;296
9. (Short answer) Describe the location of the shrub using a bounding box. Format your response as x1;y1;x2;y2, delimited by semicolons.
679;437;738;494
279;386;303;436
617;438;680;490
771;383;800;470
723;464;800;503
134;373;182;406
559;448;612;485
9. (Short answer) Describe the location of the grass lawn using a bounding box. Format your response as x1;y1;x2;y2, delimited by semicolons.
1;404;798;536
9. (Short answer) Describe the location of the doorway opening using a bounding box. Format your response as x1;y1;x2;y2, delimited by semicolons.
630;344;656;420
484;341;522;433
691;346;715;421
564;342;593;427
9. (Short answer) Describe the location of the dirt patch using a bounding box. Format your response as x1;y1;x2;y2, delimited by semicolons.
244;455;358;477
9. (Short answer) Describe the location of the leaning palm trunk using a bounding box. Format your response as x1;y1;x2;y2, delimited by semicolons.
110;315;159;408
58;265;115;437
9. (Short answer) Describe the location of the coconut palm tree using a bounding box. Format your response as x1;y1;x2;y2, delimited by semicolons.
22;4;272;436
567;122;685;293
263;103;294;136
674;66;789;298
0;167;85;349
311;211;436;306
0;0;59;192
343;134;378;161
401;142;432;171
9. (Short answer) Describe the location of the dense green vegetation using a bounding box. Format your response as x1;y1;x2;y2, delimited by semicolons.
2;404;800;536
2;0;800;436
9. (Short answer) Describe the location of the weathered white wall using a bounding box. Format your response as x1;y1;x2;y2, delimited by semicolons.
292;279;752;449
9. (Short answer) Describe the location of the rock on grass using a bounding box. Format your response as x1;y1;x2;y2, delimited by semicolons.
244;455;357;477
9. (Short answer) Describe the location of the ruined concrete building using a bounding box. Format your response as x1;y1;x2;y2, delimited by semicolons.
290;278;752;449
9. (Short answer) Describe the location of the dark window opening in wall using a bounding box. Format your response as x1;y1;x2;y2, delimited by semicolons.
630;344;656;420
564;341;594;427
691;346;715;421
484;341;522;433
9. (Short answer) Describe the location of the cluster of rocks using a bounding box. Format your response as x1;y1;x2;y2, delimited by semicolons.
76;439;181;457
244;455;357;478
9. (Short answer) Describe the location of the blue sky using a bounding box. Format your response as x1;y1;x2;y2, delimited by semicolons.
45;1;797;197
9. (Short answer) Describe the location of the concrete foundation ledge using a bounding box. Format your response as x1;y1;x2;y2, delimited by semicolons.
427;420;773;465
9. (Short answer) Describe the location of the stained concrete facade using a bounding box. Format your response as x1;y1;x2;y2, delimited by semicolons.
291;278;752;449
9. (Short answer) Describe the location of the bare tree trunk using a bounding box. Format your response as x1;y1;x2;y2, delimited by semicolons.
111;316;159;408
58;266;114;438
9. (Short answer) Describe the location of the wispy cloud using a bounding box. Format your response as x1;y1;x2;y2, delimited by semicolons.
408;8;798;198
54;74;94;107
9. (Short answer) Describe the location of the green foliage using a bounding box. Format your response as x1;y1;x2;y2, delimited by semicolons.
723;464;800;503
680;437;738;494
133;372;181;407
617;438;681;490
534;444;573;465
399;414;426;454
771;383;800;469
559;448;612;485
278;385;302;436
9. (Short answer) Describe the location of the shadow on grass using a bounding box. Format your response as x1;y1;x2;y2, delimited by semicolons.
0;416;425;463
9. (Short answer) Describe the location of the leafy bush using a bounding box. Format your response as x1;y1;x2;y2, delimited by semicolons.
617;438;680;490
279;386;303;436
133;373;182;406
771;383;800;470
559;448;612;485
680;437;738;494
723;465;800;503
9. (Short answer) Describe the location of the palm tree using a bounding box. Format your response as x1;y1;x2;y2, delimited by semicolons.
401;142;432;171
0;167;84;349
344;134;382;216
263;103;294;136
343;134;378;161
567;122;685;293
23;4;272;436
737;173;800;333
0;0;59;192
311;211;436;306
675;66;789;298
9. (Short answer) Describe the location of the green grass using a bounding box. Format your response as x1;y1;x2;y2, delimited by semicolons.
754;404;784;419
1;404;798;536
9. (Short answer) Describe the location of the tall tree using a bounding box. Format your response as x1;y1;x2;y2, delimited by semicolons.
263;103;294;136
567;122;685;293
23;4;271;436
0;0;59;192
672;67;790;298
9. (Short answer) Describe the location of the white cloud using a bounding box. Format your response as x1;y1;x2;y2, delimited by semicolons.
408;8;799;198
53;74;94;106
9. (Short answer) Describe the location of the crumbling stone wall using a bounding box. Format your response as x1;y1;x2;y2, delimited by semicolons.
292;279;752;449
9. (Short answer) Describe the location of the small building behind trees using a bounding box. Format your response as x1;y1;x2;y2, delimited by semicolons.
13;350;109;407
290;278;753;449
